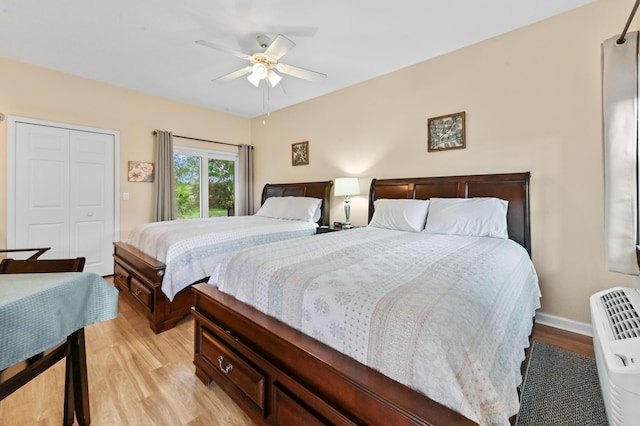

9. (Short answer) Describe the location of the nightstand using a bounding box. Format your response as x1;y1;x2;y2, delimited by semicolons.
316;225;359;234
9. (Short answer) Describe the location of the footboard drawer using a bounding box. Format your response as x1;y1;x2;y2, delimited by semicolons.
200;328;266;411
113;262;130;290
130;276;153;311
273;386;328;426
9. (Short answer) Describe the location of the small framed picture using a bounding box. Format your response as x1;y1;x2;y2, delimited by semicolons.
292;141;309;166
427;111;466;152
128;161;154;182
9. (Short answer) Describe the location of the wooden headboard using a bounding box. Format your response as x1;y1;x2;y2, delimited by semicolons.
369;172;531;255
261;181;333;227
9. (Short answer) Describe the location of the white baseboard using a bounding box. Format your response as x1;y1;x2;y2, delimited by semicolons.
535;312;592;337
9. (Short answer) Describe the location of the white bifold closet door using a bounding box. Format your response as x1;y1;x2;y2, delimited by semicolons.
13;122;116;275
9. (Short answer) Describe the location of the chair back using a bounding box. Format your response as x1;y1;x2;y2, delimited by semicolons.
0;257;86;274
0;247;50;260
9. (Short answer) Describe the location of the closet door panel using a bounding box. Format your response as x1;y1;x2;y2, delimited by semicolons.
15;123;70;259
69;130;115;275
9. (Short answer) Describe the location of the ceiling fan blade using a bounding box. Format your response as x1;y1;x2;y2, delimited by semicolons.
213;66;253;83
195;40;252;61
264;34;295;61
276;63;326;82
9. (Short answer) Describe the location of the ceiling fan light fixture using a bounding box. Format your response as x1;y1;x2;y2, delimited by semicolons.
267;70;282;88
247;63;268;87
247;72;261;87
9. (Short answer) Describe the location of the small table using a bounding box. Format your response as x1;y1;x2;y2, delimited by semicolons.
316;225;361;234
0;272;118;425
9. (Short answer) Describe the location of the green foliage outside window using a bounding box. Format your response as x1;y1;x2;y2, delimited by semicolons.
208;158;235;216
174;154;235;219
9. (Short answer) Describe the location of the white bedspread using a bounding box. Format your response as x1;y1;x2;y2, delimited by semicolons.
208;227;540;425
127;216;317;300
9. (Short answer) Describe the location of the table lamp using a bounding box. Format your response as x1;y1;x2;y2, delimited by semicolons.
334;177;360;228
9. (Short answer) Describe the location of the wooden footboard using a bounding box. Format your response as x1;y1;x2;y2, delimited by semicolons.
192;283;475;426
113;242;197;333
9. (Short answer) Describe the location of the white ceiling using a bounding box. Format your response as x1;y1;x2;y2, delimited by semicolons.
0;0;594;119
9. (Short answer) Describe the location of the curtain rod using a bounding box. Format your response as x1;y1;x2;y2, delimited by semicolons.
153;130;242;148
617;0;640;44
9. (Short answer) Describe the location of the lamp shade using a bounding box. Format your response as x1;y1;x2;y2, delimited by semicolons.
334;177;360;197
267;70;282;87
247;63;268;87
247;72;261;87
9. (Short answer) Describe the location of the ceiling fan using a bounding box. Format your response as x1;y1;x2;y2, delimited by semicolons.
196;34;326;88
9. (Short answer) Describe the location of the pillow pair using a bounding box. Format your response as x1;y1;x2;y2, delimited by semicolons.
255;196;323;222
369;197;509;238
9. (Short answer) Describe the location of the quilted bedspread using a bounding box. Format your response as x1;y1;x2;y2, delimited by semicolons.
209;227;541;425
126;216;317;300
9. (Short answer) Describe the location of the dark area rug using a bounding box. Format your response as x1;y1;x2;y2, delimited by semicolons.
516;341;608;425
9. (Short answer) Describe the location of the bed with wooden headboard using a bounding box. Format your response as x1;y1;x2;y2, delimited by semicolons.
192;172;536;425
112;180;333;333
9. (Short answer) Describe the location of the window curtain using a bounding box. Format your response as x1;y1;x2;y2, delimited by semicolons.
603;32;640;275
238;144;254;215
153;130;176;222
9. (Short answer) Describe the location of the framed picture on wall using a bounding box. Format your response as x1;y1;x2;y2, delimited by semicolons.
128;161;154;182
427;111;466;152
292;141;309;166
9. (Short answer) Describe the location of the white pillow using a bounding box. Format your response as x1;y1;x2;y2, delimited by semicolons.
368;199;430;232
255;196;323;222
424;197;509;238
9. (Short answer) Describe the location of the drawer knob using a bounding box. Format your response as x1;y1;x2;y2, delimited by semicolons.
218;356;233;374
133;287;142;296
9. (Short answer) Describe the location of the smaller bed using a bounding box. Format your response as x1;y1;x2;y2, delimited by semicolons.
113;181;332;333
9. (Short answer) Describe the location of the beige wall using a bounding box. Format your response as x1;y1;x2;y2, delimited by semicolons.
249;0;639;324
1;0;637;325
0;57;250;241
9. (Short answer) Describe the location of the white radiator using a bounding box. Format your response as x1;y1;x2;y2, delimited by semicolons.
590;287;640;426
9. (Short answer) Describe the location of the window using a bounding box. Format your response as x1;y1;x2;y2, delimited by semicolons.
174;146;238;219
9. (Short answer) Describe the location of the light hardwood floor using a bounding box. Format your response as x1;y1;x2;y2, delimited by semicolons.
1;281;593;425
0;286;254;426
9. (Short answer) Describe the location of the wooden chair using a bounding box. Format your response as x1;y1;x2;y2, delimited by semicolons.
0;247;50;260
0;250;90;425
0;257;85;274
